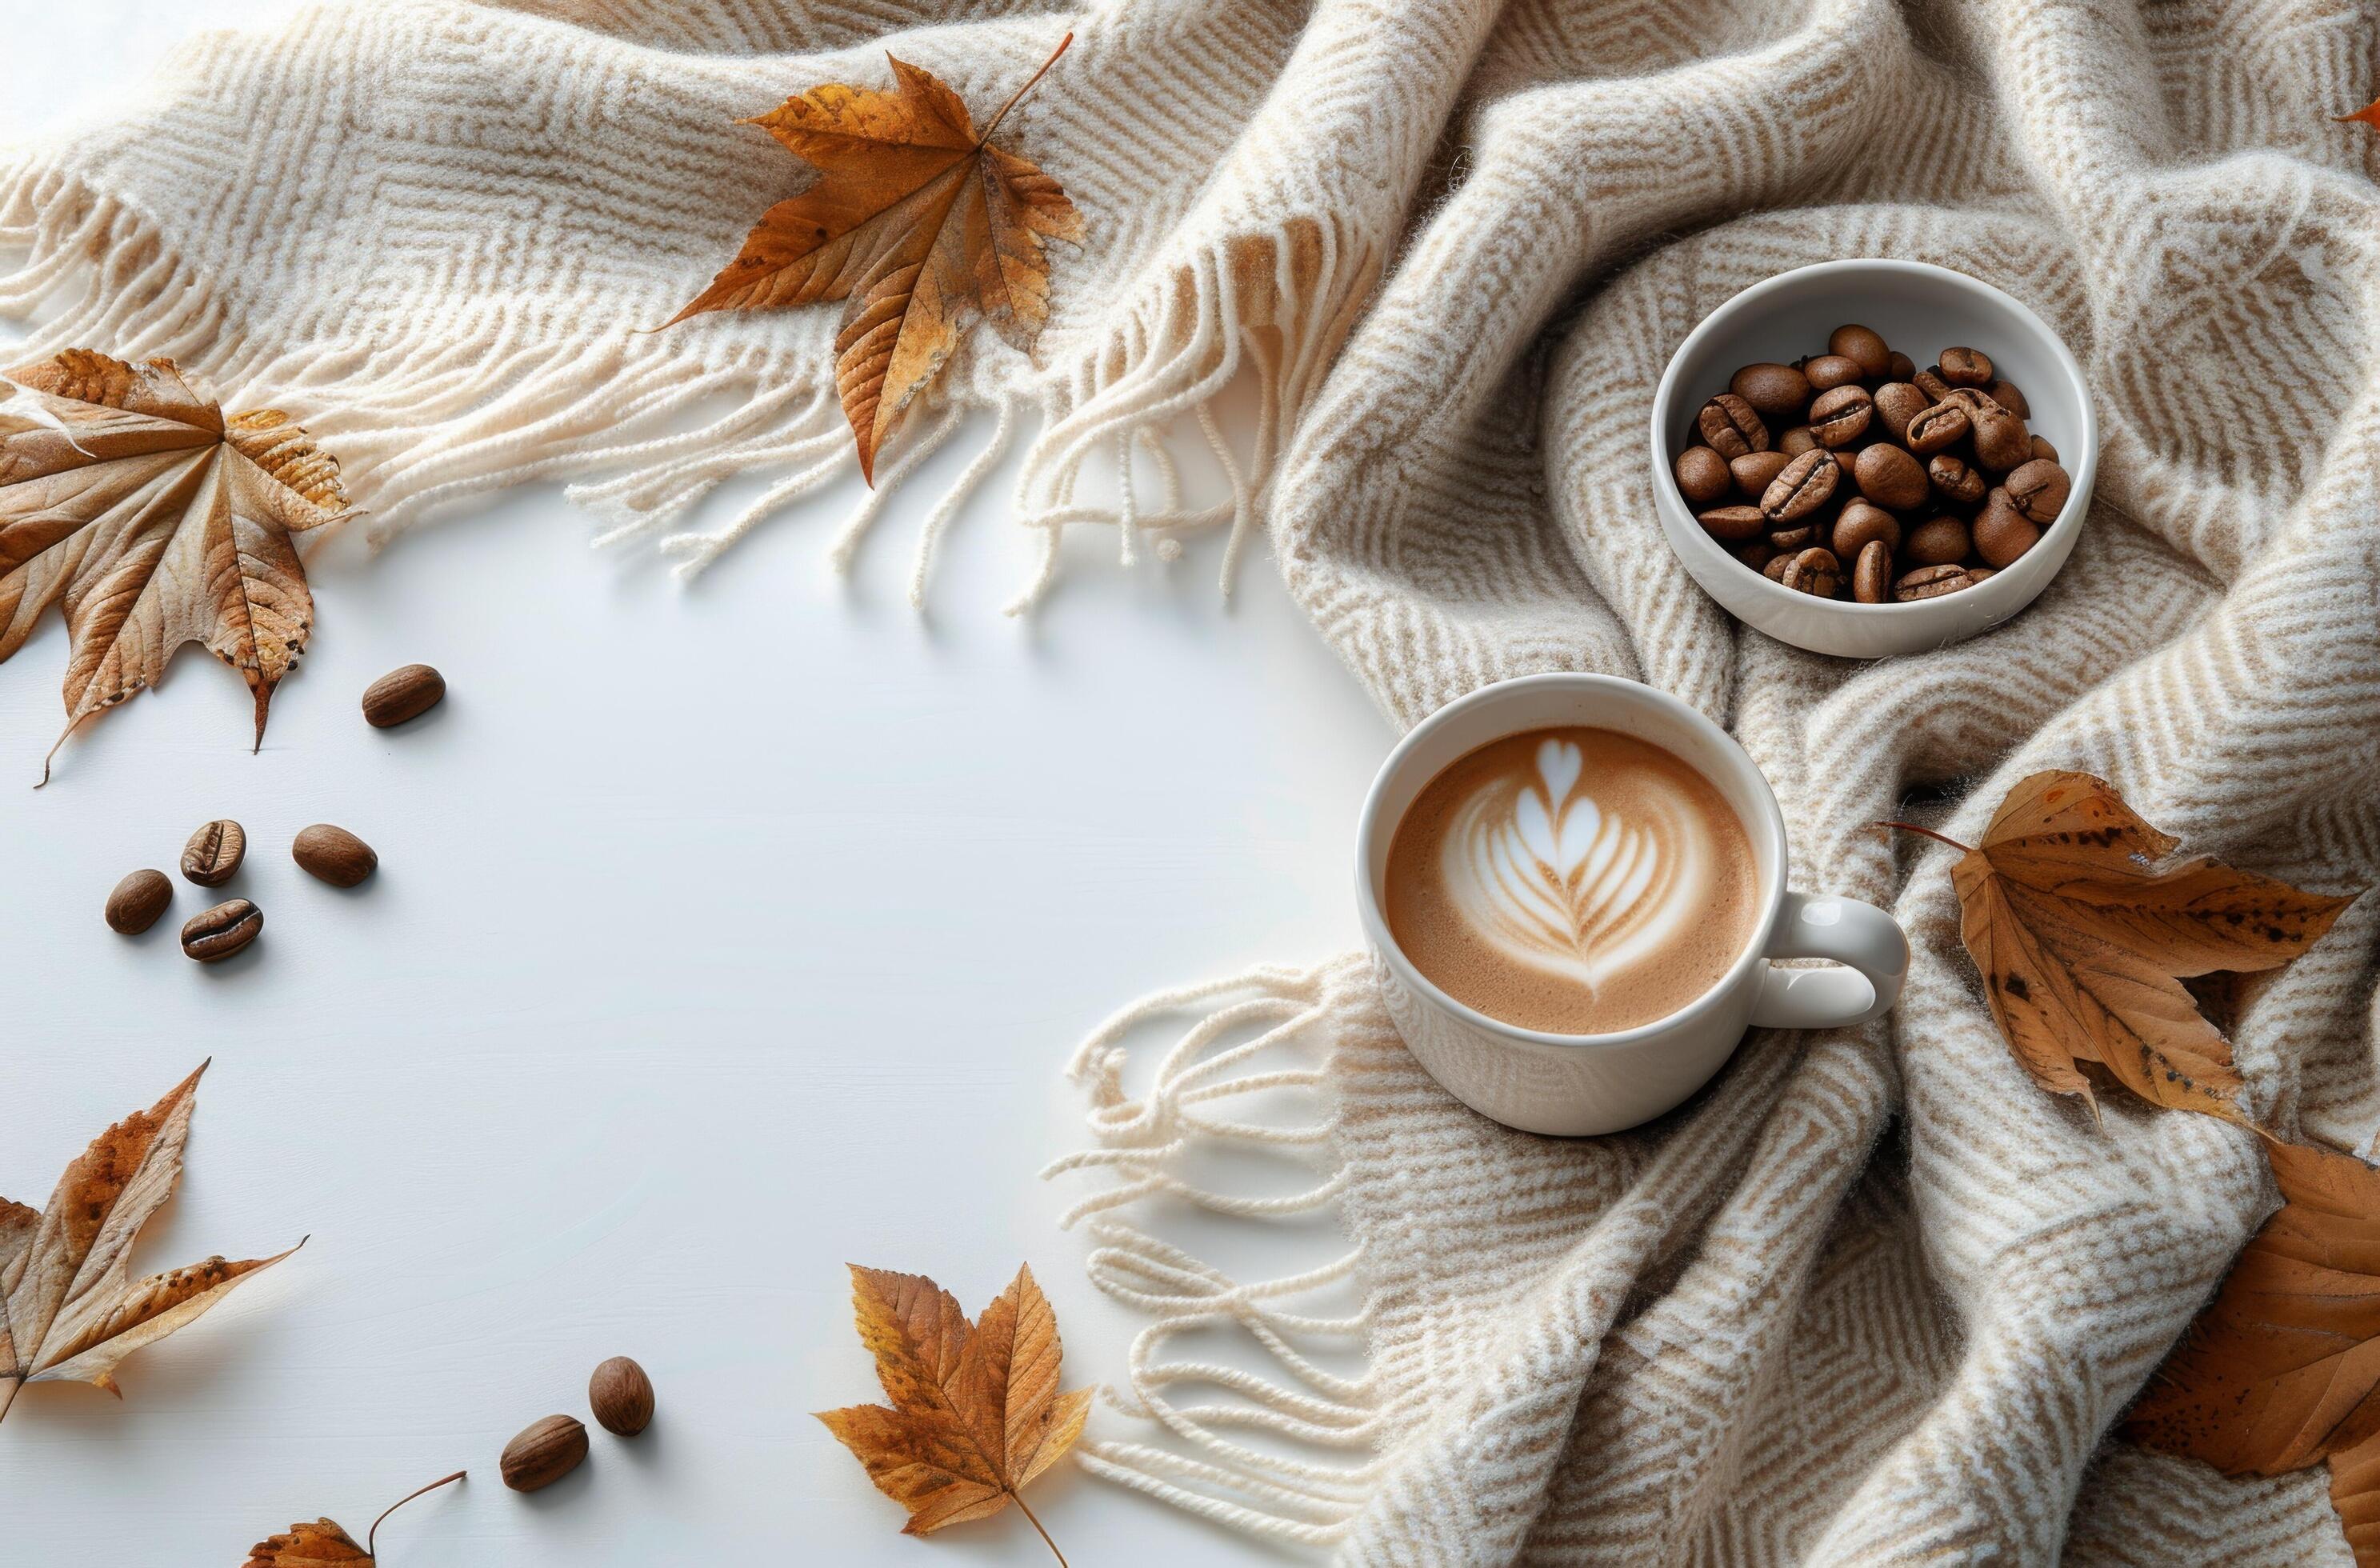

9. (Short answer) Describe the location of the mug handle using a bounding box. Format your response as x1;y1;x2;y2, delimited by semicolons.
1749;890;1909;1030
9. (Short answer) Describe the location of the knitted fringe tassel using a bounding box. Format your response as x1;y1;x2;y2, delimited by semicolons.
1045;962;1382;1549
0;162;1371;609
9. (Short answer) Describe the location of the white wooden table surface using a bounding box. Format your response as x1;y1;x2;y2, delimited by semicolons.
0;8;1386;1561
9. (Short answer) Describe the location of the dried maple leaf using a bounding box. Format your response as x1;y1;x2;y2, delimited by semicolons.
0;350;351;782
243;1472;465;1566
817;1263;1090;1563
2127;1139;2380;1565
0;1062;298;1425
666;37;1083;482
1888;772;2354;1120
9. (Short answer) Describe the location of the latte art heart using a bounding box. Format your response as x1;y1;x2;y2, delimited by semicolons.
1438;738;1710;992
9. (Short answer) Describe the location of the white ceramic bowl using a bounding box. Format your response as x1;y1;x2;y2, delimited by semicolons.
1650;259;2096;658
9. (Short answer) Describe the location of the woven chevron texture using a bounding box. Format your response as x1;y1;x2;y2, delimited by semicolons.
11;0;2380;1562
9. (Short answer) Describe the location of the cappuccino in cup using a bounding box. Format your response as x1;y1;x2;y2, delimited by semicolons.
1384;726;1758;1034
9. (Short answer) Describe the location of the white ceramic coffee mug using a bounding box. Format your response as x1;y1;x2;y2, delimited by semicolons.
1355;674;1908;1136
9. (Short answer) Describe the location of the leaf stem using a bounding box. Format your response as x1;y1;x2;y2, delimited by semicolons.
1875;819;1974;854
368;1471;466;1558
978;33;1073;145
1013;1492;1069;1568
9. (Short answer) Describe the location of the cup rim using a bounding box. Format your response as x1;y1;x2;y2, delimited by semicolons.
1649;258;2098;628
1354;673;1788;1051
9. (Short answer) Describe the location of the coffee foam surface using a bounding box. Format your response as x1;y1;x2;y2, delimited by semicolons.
1385;726;1758;1034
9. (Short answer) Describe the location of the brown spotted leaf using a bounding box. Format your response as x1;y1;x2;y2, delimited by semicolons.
817;1263;1090;1555
0;350;351;781
2126;1140;2380;1563
665;37;1082;482
242;1472;466;1566
1946;771;2354;1119
0;1062;297;1426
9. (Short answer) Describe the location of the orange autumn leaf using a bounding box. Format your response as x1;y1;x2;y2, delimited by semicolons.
665;37;1083;482
0;1062;298;1426
243;1472;466;1566
2338;98;2380;129
0;350;351;782
2126;1140;2380;1565
1898;772;2354;1119
817;1264;1090;1563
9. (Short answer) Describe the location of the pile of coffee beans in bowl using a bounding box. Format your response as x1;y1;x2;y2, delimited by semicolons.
1671;325;2072;603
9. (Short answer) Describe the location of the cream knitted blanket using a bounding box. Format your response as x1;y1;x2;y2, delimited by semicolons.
11;2;2379;1562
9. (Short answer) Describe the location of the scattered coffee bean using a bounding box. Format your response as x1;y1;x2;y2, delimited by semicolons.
1854;539;1893;603
1766;522;1817;551
181;819;246;886
1777;425;1818;457
1802;354;1863;391
1828;324;1892;378
1872;382;1930;441
1987;379;2030;418
293;824;377;887
1762;449;1839;522
1738;541;1778;572
362;663;446;729
1895;563;1985;601
1779;547;1842;598
1928;454;1986;506
106;870;173;935
1853;444;1928;510
1697;394;1767;461
1697;505;1768;542
182;898;262;962
2003;458;2072;526
1970;402;2031;470
1730;450;1790;498
1808;385;1872;447
1729;362;1810;418
2029;434;2058;464
1902;402;1970;457
1762;550;1794;582
1674;446;1730;506
1886;350;1916;381
589;1357;656;1438
1905;515;1973;566
502;1414;590;1493
1832;500;1901;561
1939;346;1993;386
1974;487;2041;567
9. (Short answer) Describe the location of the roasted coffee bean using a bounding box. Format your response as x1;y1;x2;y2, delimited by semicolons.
1730;450;1790;498
293;824;377;887
1729;362;1810;418
1696;505;1768;542
1674;446;1730;506
182;898;262;962
2002;458;2071;526
1905;515;1972;566
1872;382;1930;442
1894;563;1985;601
1886;350;1916;381
1987;379;2030;418
1779;546;1842;598
1831;448;1858;479
1762;551;1794;582
362;663;446;728
1970;402;2030;470
1928;454;1986;506
1737;542;1777;572
1913;366;1952;402
2029;434;2058;463
1974;486;2041;566
1941;386;1994;414
1854;539;1894;604
1766;523;1817;551
1828;324;1892;378
1852;443;1928;510
1831;500;1901;561
1777;425;1818;457
181;819;246;887
1761;449;1839;522
106;870;173;935
1697;394;1768;461
1802;354;1864;392
1902;401;1970;457
1939;346;1993;385
1808;385;1872;447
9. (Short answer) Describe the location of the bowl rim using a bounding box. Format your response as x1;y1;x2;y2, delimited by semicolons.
1648;258;2096;624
